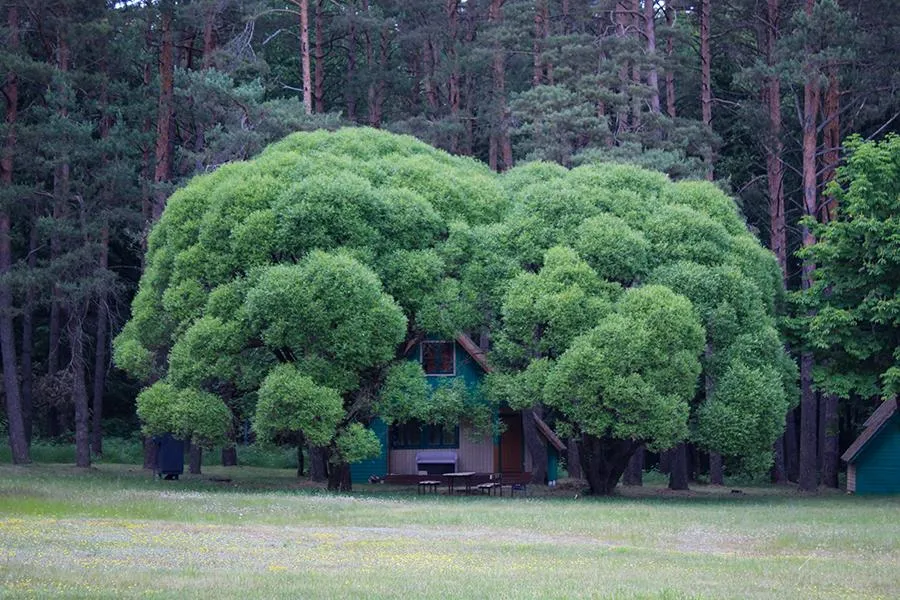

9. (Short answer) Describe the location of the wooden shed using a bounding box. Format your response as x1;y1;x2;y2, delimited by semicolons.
842;397;900;494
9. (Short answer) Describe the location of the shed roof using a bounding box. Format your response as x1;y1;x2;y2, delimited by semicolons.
841;396;899;463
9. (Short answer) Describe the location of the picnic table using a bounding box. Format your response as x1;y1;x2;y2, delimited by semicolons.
443;471;476;495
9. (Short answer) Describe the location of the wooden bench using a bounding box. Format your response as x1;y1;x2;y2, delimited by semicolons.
417;480;441;494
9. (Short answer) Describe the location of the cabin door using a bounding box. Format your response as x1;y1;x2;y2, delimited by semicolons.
499;414;524;474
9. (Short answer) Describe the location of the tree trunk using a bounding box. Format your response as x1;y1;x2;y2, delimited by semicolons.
21;213;37;445
709;452;724;485
91;225;109;456
0;4;28;464
821;68;840;221
771;434;787;484
645;0;660;114
566;437;582;478
578;435;637;495
327;461;352;491
765;0;787;277
221;444;237;467
488;0;511;172
202;1;220;68
368;26;388;127
68;306;91;469
314;0;325;113
297;445;305;477
532;0;547;87
522;408;548;485
298;0;312;114
153;5;175;222
700;0;713;179
346;10;357;120
189;445;202;474
821;393;839;488
664;5;676;118
623;445;644;486
785;407;799;481
447;0;461;153
614;1;630;138
309;444;328;481
668;443;689;490
144;437;157;470
798;353;818;491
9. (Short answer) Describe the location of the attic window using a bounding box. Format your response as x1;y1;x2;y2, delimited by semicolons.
421;341;455;376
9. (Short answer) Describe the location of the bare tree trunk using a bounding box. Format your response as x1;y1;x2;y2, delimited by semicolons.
297;445;304;477
92;225;109;456
532;0;547;86
821;393;839;488
309;445;328;481
799;354;817;491
645;0;660;114
665;4;676;118
566;437;582;478
68;304;91;469
298;0;312;114
346;7;357;121
153;5;175;222
21;212;37;444
368;26;388;127
189;445;202;474
423;37;439;114
314;0;325;113
447;0;461;153
578;435;638;495
668;443;689;490
700;0;713;180
765;0;787;276
488;0;511;172
614;1;630;138
522;408;548;485
709;452;724;485
0;5;28;463
797;0;820;493
821;67;840;220
785;408;799;481
623;446;643;486
202;1;221;68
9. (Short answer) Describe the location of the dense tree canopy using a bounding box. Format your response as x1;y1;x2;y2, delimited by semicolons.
114;128;507;489
799;135;900;399
488;160;796;493
115;127;793;494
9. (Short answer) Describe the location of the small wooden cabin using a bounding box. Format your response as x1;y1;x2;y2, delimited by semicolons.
842;397;900;494
350;333;565;484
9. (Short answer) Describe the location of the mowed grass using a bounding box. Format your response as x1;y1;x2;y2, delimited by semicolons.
1;464;898;599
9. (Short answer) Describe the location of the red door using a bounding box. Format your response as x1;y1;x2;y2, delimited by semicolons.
499;414;524;474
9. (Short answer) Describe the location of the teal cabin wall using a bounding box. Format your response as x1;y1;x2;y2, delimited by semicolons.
350;417;388;484
854;413;900;494
350;339;488;483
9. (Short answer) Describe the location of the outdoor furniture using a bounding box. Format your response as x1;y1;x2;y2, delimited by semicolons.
506;482;527;497
417;480;440;494
443;471;476;495
475;473;503;496
415;450;459;475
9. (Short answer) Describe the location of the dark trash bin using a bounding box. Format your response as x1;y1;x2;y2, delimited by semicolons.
154;433;185;480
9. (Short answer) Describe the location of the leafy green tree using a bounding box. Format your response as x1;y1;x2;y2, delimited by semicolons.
114;128;506;490
799;135;900;399
488;163;794;494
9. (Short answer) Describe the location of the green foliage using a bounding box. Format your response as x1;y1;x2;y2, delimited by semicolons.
799;135;900;398
135;382;231;446
376;362;432;425
545;285;704;450
254;365;344;448
332;423;383;465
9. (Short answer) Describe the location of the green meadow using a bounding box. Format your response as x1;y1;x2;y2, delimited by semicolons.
1;464;897;599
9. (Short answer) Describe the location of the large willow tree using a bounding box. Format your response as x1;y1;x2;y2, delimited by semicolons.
114;128;507;490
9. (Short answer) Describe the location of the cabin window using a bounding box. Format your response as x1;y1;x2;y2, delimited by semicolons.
421;341;455;376
391;421;459;449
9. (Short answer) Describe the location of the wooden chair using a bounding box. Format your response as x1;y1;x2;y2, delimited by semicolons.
475;473;503;496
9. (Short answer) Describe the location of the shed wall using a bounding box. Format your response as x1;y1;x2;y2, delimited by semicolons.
854;414;900;494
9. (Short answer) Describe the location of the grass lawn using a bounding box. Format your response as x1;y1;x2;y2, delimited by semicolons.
1;464;898;599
